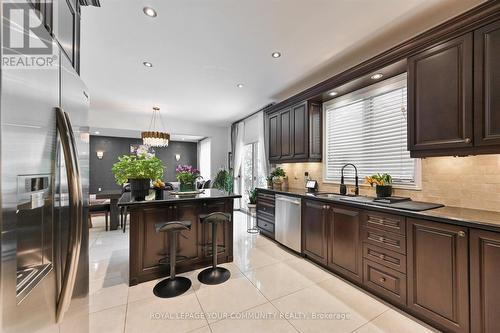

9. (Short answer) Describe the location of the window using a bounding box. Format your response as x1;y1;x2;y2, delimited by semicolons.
323;73;420;188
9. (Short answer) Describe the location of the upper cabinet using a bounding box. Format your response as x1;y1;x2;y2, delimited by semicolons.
408;34;474;155
408;20;500;157
54;0;81;72
474;20;500;147
267;101;322;163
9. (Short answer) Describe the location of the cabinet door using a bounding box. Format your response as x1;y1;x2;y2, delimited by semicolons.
292;102;308;159
407;218;469;333
268;113;281;160
280;109;293;159
327;206;361;282
302;200;328;264
309;103;322;160
55;0;80;70
408;33;473;153
474;20;500;146
470;229;500;333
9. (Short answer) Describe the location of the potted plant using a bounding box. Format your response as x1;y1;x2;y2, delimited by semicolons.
266;175;273;189
176;165;201;192
112;154;164;201
212;168;234;192
248;188;257;207
366;173;393;198
271;167;286;190
152;179;166;200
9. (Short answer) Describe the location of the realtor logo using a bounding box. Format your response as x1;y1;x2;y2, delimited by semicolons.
2;0;57;68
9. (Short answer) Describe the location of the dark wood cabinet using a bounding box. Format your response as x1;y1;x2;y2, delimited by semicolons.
269;113;281;160
408;33;474;155
55;0;81;72
470;229;500;333
267;101;321;163
327;205;362;282
407;218;469;333
292;102;308;159
302;200;328;264
280;109;293;159
256;191;275;239
474;20;500;147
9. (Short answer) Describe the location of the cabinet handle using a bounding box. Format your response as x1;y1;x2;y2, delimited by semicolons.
464;137;471;144
379;254;385;260
379;277;386;283
378;236;385;242
458;231;466;237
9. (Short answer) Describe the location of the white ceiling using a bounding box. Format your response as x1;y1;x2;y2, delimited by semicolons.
80;0;482;128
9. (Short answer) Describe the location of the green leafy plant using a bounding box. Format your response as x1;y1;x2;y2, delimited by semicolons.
175;165;200;184
248;188;258;204
365;173;393;187
212;168;234;192
270;167;286;178
112;154;164;185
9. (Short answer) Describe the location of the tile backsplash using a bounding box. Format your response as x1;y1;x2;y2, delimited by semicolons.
277;155;500;212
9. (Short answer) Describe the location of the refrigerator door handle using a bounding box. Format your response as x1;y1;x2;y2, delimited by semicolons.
55;107;84;323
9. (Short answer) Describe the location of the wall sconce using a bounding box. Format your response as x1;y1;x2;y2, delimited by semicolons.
96;151;104;160
175;154;181;161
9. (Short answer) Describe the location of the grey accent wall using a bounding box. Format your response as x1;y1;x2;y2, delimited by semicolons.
90;135;198;194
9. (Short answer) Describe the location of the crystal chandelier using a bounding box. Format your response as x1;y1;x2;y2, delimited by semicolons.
141;106;170;147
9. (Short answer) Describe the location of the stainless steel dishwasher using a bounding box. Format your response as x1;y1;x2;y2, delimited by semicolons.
275;195;302;252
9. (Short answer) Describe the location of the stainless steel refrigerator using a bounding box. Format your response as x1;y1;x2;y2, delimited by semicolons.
1;5;90;333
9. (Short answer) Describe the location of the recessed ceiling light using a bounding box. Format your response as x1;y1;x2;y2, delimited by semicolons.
94;131;100;135
143;7;157;17
271;52;281;58
236;84;244;88
143;61;153;67
328;91;338;96
371;73;384;80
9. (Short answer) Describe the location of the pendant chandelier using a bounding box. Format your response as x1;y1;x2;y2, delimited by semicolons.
141;106;170;147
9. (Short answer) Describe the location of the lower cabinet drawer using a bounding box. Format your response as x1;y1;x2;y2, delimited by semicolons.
363;243;407;274
257;218;274;234
362;226;406;254
363;259;407;306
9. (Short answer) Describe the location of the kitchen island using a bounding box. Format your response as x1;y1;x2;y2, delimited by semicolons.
118;189;241;286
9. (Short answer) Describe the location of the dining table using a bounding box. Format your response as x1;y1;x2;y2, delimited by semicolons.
96;190;123;230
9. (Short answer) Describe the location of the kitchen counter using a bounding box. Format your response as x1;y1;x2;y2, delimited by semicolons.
122;189;241;286
258;187;500;232
118;189;241;209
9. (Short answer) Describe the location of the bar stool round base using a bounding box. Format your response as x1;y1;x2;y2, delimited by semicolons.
197;267;231;285
153;277;192;298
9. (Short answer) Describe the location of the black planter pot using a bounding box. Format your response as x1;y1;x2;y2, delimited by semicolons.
130;178;150;201
155;188;164;200
376;185;393;198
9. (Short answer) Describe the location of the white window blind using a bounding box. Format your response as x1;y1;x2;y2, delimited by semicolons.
324;74;418;187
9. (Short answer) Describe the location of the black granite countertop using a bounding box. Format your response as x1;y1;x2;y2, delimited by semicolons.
258;187;500;233
118;189;241;208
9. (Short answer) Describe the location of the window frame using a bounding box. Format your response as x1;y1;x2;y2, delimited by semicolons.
322;73;421;190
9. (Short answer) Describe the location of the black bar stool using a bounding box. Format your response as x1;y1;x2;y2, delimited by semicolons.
153;220;192;298
198;212;231;285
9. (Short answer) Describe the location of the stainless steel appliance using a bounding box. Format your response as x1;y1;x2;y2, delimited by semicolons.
1;6;90;333
275;195;301;252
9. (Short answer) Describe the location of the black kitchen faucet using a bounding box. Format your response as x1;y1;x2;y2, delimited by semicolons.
340;163;359;196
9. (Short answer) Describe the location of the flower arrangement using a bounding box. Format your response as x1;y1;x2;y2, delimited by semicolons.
176;165;200;192
366;173;393;198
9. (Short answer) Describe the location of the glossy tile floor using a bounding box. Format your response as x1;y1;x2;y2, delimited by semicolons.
89;211;439;333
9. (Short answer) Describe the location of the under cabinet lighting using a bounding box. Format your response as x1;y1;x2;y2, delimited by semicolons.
143;7;157;17
371;73;384;80
329;91;338;96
